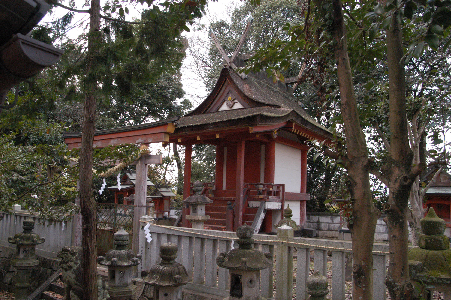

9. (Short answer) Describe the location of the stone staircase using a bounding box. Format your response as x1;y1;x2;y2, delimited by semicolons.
204;198;229;230
40;279;65;300
26;269;64;300
204;198;259;231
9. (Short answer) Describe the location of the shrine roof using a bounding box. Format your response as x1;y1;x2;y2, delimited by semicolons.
176;106;292;127
426;187;451;195
176;67;331;138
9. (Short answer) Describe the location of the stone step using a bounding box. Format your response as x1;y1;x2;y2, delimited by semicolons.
243;214;257;222
205;218;226;226
205;225;226;231
49;281;65;295
41;290;64;300
205;205;228;213
207;211;228;219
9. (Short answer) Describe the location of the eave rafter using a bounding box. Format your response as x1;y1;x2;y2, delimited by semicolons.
288;122;333;146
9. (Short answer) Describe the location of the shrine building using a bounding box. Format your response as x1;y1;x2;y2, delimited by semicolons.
65;62;333;233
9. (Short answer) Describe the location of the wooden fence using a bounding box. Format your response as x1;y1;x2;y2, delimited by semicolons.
138;221;389;300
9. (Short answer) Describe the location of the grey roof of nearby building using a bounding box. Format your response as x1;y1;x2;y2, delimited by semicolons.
158;187;176;197
426;187;451;194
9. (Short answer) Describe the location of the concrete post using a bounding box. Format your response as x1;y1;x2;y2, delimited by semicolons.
275;225;294;300
133;152;148;253
226;201;234;231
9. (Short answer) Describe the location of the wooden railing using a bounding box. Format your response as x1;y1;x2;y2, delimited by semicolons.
138;223;389;300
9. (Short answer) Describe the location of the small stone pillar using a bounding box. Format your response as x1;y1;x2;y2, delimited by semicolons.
144;243;189;300
216;225;271;300
275;224;294;300
184;182;212;229
226;201;234;232
408;207;451;299
307;271;329;300
8;217;45;299
98;228;140;300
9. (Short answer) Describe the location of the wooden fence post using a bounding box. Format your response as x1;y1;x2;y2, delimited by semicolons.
275;226;294;300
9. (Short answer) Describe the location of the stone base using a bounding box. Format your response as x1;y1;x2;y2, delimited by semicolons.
300;228;317;238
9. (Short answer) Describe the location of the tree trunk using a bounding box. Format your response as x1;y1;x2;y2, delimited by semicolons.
384;4;418;299
331;1;379;299
79;0;101;299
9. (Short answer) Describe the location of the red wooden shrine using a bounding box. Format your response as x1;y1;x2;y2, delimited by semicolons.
424;170;451;228
64;64;332;232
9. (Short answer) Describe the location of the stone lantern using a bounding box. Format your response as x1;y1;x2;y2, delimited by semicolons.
216;225;271;300
98;228;140;300
184;182;212;229
143;243;189;300
275;205;300;230
8;217;45;299
408;207;451;298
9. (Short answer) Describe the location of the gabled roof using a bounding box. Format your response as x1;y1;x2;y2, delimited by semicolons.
174;67;331;140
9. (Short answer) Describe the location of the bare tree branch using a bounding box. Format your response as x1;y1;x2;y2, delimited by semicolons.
420;166;443;199
373;122;390;152
54;2;90;13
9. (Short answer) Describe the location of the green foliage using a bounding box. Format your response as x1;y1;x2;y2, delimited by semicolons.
191;144;216;183
0;126;77;220
0;0;209;217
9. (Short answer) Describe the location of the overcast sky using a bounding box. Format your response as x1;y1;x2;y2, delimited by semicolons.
181;0;242;106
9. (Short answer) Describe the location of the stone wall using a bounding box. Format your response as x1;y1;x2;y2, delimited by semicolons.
305;212;389;241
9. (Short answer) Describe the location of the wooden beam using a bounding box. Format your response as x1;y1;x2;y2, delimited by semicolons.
130;154;162;165
133;154;149;252
235;140;246;230
64;123;174;150
231;17;253;62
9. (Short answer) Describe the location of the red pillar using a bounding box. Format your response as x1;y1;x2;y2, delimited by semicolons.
235;140;245;230
182;144;192;227
265;140;275;183
300;149;308;226
215;145;224;192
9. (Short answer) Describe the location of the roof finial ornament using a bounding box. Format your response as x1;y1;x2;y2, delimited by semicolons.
209;17;253;79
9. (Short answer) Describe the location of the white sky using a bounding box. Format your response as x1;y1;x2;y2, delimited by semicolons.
181;0;242;106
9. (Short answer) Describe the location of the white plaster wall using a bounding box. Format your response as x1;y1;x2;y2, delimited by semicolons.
274;143;301;193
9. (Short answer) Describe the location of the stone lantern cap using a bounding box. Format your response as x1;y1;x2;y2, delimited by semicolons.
307;271;329;299
183;194;213;205
145;243;189;287
8;217;44;246
98;228;140;267
216;225;271;271
275;205;300;230
408;207;451;283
